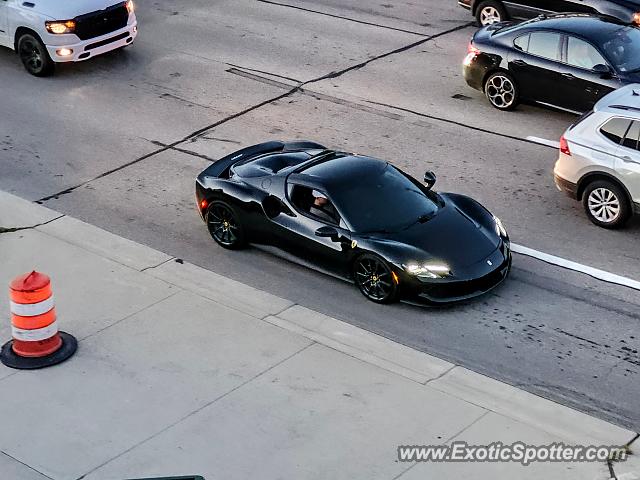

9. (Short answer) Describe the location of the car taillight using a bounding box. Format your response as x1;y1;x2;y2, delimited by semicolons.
633;11;640;24
464;43;480;66
559;135;571;156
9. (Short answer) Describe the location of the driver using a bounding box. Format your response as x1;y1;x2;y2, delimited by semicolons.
310;190;338;224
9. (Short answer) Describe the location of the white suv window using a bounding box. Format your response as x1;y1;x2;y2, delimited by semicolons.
600;118;631;145
622;120;640;150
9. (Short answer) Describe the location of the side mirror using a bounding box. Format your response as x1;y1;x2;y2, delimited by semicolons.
423;171;437;190
315;226;339;241
593;64;612;78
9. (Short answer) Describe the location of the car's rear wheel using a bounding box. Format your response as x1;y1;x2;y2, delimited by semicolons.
17;33;54;77
484;71;518;111
475;1;507;26
353;254;399;304
206;201;247;249
582;180;631;229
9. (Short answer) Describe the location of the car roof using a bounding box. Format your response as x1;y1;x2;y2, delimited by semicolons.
291;154;388;190
595;83;640;116
506;14;632;39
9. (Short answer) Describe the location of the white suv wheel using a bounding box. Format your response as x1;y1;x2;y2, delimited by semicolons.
587;187;620;223
582;180;631;229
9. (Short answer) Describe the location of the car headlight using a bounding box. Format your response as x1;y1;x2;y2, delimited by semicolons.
633;11;640;24
126;0;135;14
494;216;507;238
403;262;450;278
45;20;76;34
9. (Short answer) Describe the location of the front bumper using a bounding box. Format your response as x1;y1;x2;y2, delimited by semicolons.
400;243;512;304
45;21;137;63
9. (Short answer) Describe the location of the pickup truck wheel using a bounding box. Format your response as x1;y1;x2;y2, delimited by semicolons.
18;33;55;77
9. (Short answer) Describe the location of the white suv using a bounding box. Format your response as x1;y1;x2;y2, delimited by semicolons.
554;84;640;229
0;0;137;76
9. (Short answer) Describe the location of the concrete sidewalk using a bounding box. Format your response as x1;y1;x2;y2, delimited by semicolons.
0;191;636;480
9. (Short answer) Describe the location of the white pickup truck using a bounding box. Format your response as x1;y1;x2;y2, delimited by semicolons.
0;0;137;76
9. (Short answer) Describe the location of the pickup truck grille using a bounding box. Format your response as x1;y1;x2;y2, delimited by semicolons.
74;2;129;41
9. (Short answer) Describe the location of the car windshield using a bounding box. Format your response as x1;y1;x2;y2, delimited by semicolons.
329;165;439;233
597;25;640;72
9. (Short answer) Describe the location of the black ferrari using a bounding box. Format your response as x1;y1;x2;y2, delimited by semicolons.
195;141;511;304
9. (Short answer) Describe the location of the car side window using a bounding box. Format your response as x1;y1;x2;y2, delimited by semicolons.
528;32;562;61
566;37;607;71
513;33;530;52
622;120;640;151
289;184;340;225
600;118;631;145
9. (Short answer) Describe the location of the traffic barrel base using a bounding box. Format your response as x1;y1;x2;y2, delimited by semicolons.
1;331;77;370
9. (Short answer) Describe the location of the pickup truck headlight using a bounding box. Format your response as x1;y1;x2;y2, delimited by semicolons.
126;0;135;14
45;20;76;34
403;263;450;279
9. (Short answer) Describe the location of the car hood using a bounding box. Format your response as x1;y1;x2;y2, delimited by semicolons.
368;196;500;269
25;0;123;20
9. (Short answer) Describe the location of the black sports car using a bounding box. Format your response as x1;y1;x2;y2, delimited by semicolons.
463;15;640;113
195;141;511;304
459;0;640;26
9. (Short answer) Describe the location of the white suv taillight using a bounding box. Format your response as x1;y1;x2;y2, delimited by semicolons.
559;135;571;156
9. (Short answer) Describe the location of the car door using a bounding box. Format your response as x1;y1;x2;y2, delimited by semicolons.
615;119;640;205
268;182;354;276
509;31;563;105
558;35;622;113
0;0;9;47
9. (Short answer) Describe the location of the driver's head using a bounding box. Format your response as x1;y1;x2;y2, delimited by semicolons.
312;190;328;207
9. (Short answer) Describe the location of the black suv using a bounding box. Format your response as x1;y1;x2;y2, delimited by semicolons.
459;0;640;26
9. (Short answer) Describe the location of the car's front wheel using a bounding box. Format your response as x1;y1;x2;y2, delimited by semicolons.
353;254;399;304
475;1;507;26
582;180;631;229
206;201;247;249
484;71;519;111
17;33;54;77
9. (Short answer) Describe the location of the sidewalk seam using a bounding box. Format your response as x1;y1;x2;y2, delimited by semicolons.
391;410;490;480
73;341;316;480
79;290;181;341
1;450;54;480
0;214;65;235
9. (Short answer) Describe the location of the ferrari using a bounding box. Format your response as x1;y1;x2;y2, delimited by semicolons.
195;141;511;304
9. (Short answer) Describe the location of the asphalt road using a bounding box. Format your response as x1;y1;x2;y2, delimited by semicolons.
0;0;639;431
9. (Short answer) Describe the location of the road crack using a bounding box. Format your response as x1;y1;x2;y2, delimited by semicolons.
35;21;471;204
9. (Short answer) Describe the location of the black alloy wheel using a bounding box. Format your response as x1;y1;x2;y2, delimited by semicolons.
18;34;54;77
207;202;246;249
354;254;399;303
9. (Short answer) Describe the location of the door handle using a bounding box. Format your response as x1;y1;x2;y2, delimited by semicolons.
620;155;636;163
561;73;575;80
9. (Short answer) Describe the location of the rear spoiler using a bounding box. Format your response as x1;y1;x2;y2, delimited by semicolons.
200;140;326;178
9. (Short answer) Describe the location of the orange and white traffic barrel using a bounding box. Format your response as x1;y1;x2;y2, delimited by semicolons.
0;271;77;369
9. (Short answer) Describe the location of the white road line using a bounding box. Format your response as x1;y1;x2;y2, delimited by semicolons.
526;136;560;149
511;243;640;291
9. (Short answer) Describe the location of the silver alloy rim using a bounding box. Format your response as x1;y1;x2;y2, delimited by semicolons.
588;188;620;224
480;6;501;25
486;75;515;108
